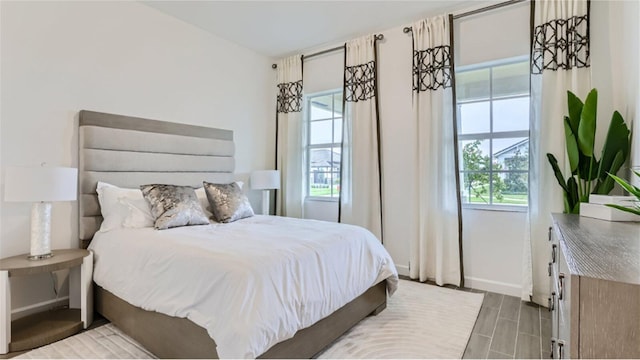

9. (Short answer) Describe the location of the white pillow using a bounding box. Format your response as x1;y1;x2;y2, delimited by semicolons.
96;182;147;232
121;197;154;228
194;187;214;219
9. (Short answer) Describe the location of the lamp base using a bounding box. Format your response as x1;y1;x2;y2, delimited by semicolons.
28;253;53;261
262;190;270;215
30;202;53;261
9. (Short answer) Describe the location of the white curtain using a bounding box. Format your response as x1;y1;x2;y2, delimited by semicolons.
275;55;305;218
340;34;383;242
410;16;463;286
524;0;591;302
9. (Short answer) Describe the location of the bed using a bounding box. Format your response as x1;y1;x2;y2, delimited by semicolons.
77;110;398;358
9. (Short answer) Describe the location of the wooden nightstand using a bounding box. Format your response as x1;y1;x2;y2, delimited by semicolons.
0;249;93;354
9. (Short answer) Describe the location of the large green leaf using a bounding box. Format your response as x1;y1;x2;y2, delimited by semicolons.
564;117;579;174
608;173;640;198
571;202;581;214
567;176;579;213
578;89;598;157
594;151;625;194
578;153;599;181
597;111;631;180
605;204;640;217
563;195;572;214
566;91;583;134
547;153;569;193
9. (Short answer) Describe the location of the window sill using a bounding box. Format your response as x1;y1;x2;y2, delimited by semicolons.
462;204;528;213
305;197;339;203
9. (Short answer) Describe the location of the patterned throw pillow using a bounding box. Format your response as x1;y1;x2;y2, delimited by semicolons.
203;181;254;223
140;184;210;230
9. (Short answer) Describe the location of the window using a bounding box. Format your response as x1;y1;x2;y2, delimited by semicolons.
456;59;530;208
306;90;343;199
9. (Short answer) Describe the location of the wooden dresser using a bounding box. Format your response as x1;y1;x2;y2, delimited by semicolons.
548;214;640;359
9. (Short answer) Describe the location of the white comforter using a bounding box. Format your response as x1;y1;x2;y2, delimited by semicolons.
89;215;398;358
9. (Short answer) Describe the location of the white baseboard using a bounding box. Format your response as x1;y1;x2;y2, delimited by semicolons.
395;264;409;277
11;296;69;320
464;277;521;298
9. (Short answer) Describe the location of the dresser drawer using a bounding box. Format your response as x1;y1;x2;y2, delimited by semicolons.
548;226;559;358
556;247;571;359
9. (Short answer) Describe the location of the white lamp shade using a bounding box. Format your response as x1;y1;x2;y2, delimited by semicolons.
5;166;78;202
251;170;280;190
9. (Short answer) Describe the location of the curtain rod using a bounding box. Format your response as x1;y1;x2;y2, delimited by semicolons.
402;0;526;33
272;34;384;69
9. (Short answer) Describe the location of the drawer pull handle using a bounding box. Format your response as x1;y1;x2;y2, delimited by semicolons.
548;262;552;277
557;340;565;358
551;244;557;263
558;273;565;300
548;226;553;242
550;338;556;359
548;292;556;311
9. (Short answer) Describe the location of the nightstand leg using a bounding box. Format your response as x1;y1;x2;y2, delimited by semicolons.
80;253;93;328
1;270;10;354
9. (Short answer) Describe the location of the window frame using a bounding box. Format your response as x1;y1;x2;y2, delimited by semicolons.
455;57;530;212
304;89;343;202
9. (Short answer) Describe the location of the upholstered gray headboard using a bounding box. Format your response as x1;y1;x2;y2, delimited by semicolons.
78;110;235;248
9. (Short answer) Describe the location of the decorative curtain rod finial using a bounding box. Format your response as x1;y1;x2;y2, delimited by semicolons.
403;27;412;34
272;64;277;69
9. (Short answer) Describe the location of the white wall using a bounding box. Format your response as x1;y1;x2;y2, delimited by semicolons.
376;25;417;278
455;2;530;67
304;200;338;222
591;0;639;157
462;209;525;296
0;1;275;312
591;0;639;187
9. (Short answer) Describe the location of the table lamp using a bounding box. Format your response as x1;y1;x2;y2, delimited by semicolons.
250;170;280;215
4;166;78;260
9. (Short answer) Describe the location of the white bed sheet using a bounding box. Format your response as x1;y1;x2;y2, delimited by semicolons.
89;215;398;358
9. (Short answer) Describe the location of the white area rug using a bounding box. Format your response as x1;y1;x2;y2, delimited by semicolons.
15;323;153;359
17;280;483;359
317;280;484;359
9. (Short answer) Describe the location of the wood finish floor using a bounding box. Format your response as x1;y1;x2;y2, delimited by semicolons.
462;290;551;359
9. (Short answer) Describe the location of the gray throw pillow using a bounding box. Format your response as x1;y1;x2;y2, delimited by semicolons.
203;181;254;223
140;184;210;230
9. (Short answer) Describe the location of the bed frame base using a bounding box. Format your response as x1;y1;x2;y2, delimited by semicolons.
95;281;387;359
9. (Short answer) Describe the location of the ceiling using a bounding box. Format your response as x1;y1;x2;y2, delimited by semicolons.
143;1;480;58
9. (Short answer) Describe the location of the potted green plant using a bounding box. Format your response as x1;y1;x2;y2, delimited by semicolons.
606;169;640;216
547;89;632;214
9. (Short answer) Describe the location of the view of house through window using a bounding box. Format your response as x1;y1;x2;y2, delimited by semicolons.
306;90;343;199
456;59;530;207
